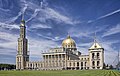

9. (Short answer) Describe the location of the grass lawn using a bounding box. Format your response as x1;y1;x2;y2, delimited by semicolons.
0;70;120;76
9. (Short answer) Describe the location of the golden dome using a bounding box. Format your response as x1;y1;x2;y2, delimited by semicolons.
62;35;76;48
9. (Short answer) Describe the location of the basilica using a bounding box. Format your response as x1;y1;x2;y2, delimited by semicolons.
16;18;104;70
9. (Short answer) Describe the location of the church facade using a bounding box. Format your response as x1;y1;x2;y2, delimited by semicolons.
16;19;104;70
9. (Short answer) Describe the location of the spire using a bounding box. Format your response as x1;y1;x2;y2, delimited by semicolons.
94;32;97;48
40;1;43;8
67;32;71;39
21;13;25;22
22;12;24;20
94;32;97;42
40;0;45;8
89;32;103;49
21;13;25;26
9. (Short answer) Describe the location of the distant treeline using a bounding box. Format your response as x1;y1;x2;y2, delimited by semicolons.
0;64;16;70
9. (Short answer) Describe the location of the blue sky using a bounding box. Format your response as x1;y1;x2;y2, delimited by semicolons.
0;0;120;65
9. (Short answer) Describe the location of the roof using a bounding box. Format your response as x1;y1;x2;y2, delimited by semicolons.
89;41;102;49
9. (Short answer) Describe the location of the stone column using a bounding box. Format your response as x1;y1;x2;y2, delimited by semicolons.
65;54;67;69
53;55;55;67
95;52;97;69
58;54;59;67
79;61;81;70
44;55;46;67
83;62;85;70
55;55;56;67
48;55;49;68
61;54;63;68
52;55;54;67
50;55;52;67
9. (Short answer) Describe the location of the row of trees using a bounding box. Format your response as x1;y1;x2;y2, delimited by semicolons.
103;63;114;69
0;63;117;70
0;64;16;70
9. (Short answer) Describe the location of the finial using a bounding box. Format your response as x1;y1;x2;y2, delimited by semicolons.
21;13;25;24
40;1;43;8
94;32;96;41
67;32;70;38
22;13;24;21
40;0;45;8
94;32;97;48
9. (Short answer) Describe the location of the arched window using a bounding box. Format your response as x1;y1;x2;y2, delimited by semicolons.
70;63;71;66
36;63;37;67
92;53;94;59
97;61;99;66
85;62;87;66
28;63;29;67
68;45;70;47
73;62;75;66
97;53;99;59
92;61;95;66
77;62;79;66
81;62;83;66
41;64;42;67
30;63;32;67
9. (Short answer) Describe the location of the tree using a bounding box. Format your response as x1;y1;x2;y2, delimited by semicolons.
0;64;16;70
106;64;109;67
103;63;106;69
109;65;113;69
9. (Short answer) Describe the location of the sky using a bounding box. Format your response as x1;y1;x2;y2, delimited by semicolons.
0;0;120;66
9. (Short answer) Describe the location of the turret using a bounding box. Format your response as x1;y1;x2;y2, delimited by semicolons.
16;14;29;70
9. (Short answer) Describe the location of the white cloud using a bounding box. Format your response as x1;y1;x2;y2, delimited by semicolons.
24;0;80;25
0;8;10;12
97;9;120;20
0;22;19;30
26;9;40;23
54;36;64;41
30;23;51;29
68;27;93;38
68;24;109;39
101;40;119;65
87;9;120;23
0;32;18;42
102;24;120;37
0;32;18;56
0;31;58;62
37;33;64;41
5;0;28;23
43;8;80;25
28;37;58;56
78;42;92;48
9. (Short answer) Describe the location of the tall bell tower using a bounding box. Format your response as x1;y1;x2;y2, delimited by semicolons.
16;15;29;70
89;33;104;69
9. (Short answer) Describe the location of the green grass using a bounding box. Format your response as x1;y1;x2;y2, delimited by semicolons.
0;70;120;76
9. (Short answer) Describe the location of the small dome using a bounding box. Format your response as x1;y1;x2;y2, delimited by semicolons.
62;35;76;48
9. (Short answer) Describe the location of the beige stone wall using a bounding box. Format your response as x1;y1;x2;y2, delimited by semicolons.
89;48;104;69
26;51;91;70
